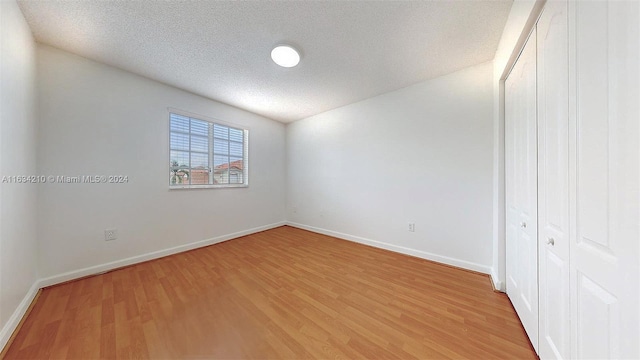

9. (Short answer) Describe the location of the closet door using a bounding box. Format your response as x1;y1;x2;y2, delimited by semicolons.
537;1;570;359
570;1;639;358
505;30;538;351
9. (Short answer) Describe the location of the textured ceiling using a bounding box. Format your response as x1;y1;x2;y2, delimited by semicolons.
18;1;512;123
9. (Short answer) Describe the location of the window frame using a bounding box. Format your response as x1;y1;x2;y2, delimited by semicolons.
168;109;249;190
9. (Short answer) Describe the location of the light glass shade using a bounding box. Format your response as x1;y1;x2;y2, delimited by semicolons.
271;45;300;68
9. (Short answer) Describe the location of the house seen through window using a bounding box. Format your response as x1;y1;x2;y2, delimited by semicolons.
170;113;248;188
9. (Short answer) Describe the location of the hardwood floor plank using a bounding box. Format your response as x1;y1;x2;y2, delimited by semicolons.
100;322;116;360
2;226;536;359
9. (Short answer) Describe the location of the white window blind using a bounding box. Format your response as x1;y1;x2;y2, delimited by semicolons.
170;113;248;188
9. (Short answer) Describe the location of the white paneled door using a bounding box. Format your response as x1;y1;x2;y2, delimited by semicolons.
506;1;639;358
505;30;538;351
537;1;570;359
570;1;640;358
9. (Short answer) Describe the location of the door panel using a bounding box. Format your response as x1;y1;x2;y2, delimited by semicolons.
505;29;538;351
575;272;620;359
537;1;570;359
570;1;639;358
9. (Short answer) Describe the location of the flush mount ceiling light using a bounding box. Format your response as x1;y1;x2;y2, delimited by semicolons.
271;45;300;68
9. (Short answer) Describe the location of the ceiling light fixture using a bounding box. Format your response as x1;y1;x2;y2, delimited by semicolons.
271;45;300;68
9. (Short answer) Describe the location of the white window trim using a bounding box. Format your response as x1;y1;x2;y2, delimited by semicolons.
168;108;249;190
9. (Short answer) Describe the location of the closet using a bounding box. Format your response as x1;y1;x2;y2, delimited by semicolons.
505;1;639;359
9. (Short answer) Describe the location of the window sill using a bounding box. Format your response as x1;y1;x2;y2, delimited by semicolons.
169;184;249;190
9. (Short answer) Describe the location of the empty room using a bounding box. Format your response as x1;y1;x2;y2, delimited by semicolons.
1;0;638;359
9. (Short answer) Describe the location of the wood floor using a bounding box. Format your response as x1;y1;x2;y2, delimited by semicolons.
2;226;536;359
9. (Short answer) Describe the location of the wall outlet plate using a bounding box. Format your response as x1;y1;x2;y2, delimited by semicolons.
104;229;118;241
408;223;415;232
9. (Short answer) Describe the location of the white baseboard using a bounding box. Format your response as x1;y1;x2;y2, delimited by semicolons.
38;221;286;288
490;267;504;292
286;222;492;275
0;281;40;352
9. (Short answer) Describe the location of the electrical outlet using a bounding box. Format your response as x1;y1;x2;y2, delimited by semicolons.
104;229;118;241
408;223;415;232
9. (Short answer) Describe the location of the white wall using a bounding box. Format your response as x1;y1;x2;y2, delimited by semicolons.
491;0;543;290
287;61;494;273
36;45;286;279
0;0;39;348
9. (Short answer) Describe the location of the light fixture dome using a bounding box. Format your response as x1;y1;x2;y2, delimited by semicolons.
271;45;300;68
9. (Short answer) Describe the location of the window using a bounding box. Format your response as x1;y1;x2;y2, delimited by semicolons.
169;112;248;188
